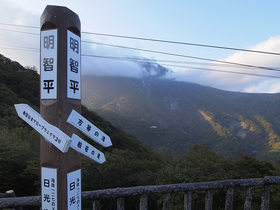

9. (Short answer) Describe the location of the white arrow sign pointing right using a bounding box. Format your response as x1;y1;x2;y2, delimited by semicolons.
67;110;112;147
70;134;105;164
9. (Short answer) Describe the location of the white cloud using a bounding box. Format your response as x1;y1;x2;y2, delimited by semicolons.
0;1;40;68
81;39;144;78
0;1;145;77
170;36;280;93
1;1;280;94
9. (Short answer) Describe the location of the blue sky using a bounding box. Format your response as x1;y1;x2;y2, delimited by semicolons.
1;0;280;93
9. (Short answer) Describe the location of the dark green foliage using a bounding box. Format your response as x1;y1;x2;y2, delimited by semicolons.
159;145;234;185
0;127;40;196
158;144;280;209
234;155;276;178
0;54;41;196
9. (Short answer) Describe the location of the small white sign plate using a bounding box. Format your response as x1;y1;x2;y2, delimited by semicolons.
14;104;71;153
71;134;106;164
41;29;58;99
67;169;81;210
42;167;57;210
67;30;81;99
67;110;112;147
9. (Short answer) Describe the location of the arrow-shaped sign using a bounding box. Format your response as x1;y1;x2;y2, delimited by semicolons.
70;134;105;164
67;110;112;147
15;104;106;164
14;104;71;153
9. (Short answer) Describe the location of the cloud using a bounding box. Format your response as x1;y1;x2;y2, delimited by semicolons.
0;1;145;77
0;1;40;68
170;36;280;93
81;40;145;78
81;36;280;94
1;1;280;94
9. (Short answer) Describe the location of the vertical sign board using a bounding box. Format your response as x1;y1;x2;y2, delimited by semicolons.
67;30;81;99
41;29;58;99
67;169;81;210
42;167;58;210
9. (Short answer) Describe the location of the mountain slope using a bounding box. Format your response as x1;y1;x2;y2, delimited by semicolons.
0;54;164;196
1;53;280;209
82;74;280;159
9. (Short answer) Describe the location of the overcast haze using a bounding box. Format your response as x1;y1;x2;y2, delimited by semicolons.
1;1;280;93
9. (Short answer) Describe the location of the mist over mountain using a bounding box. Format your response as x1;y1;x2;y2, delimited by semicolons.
82;59;280;160
133;57;172;78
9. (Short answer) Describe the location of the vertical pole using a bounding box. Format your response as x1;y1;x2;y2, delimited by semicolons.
40;5;81;209
139;194;148;210
205;190;213;210
184;191;192;210
225;188;234;210
244;186;252;210
261;185;270;210
92;200;101;210
117;197;125;210
163;193;170;210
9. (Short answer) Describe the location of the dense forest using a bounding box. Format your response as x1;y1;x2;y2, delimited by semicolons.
0;54;280;209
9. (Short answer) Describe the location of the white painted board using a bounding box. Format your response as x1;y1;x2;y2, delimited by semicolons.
67;109;112;147
67;30;81;99
14;104;71;153
71;134;106;164
41;29;58;99
67;169;81;210
41;167;57;210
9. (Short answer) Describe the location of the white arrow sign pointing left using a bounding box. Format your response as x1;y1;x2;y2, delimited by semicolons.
14;104;71;153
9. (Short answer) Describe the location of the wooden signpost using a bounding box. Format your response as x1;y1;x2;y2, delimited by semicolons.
40;5;82;209
14;5;112;209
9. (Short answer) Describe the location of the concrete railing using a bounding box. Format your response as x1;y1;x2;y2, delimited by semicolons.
1;176;280;209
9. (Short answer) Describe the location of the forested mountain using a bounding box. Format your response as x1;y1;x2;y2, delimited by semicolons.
82;63;280;160
0;53;163;197
1;53;280;209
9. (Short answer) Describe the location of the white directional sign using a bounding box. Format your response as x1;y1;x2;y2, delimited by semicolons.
42;167;57;210
67;169;81;210
67;110;112;147
71;134;106;164
67;30;81;99
41;29;58;99
14;104;71;153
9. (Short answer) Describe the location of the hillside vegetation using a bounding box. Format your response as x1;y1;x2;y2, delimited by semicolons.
82;74;280;161
0;54;280;209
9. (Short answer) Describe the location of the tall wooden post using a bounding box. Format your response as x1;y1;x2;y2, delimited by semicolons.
40;5;81;209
